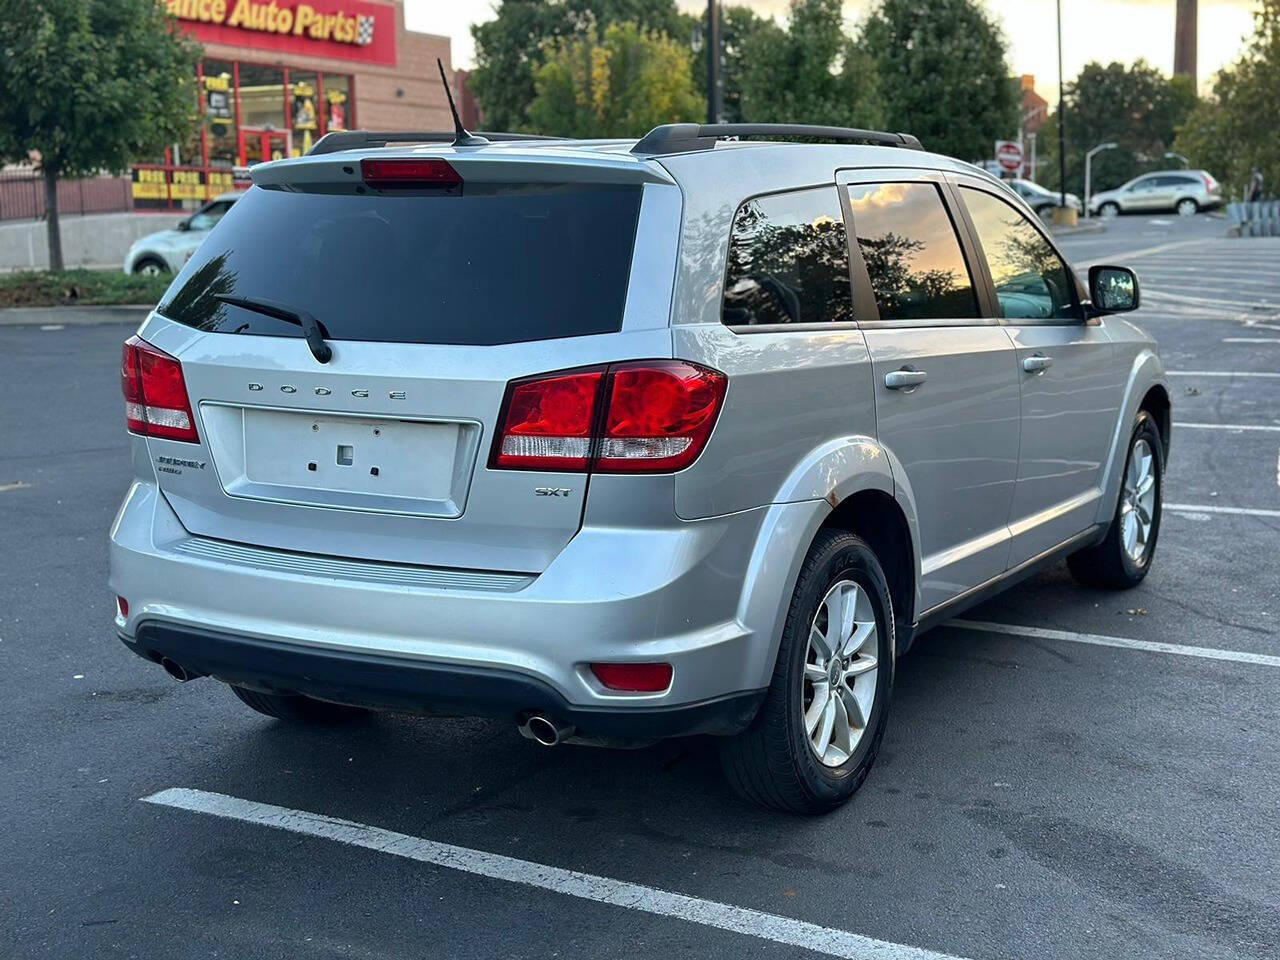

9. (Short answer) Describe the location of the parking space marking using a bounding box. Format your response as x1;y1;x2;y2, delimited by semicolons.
948;621;1280;668
142;788;971;960
1166;502;1280;518
1168;371;1280;378
1174;422;1280;432
1223;338;1280;344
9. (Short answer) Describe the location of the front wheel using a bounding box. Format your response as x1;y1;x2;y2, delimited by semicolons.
1176;197;1199;217
1099;201;1121;218
1067;410;1164;589
720;529;894;814
132;257;168;276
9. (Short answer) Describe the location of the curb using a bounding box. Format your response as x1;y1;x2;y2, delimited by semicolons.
0;304;153;327
1050;221;1107;237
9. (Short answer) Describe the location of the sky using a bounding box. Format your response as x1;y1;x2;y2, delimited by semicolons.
404;0;1260;101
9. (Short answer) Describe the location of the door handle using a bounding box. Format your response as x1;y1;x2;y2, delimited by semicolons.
1022;354;1053;373
885;368;928;390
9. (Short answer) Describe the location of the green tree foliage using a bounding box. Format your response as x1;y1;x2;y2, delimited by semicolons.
470;0;687;131
857;0;1016;161
528;21;703;138
1176;0;1280;198
0;0;200;270
1037;60;1197;194
738;0;884;128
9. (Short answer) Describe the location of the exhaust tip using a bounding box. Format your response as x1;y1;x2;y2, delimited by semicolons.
159;657;192;683
520;714;573;747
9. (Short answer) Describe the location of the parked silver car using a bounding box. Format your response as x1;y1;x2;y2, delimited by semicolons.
1006;177;1082;216
121;192;239;275
110;124;1169;812
1088;169;1222;217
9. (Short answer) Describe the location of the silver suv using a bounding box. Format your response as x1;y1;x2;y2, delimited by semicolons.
1088;169;1222;217
110;123;1170;812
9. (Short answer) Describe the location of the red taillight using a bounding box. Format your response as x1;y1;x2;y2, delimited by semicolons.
490;361;726;474
116;596;129;618
1202;172;1217;192
121;336;199;443
360;158;462;189
590;662;673;693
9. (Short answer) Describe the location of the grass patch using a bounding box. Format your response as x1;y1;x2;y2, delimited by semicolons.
0;269;169;309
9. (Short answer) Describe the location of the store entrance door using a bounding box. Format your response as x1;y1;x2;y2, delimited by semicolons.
240;130;289;167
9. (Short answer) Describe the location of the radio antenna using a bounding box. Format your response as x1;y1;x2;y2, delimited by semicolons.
437;58;488;147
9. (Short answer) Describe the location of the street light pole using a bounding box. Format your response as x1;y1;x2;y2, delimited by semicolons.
706;0;720;125
1084;141;1118;218
1056;0;1067;209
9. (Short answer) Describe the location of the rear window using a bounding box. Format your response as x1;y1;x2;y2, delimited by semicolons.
159;183;642;345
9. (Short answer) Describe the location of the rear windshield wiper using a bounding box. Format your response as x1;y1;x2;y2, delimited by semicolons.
214;294;333;364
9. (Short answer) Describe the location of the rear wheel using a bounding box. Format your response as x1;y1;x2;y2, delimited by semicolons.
1067;410;1164;589
1176;197;1199;217
721;529;894;814
132;257;168;276
230;684;370;724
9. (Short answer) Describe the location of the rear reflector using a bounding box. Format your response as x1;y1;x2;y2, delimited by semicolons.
116;596;129;618
360;158;462;188
490;361;726;473
590;662;673;693
121;336;199;443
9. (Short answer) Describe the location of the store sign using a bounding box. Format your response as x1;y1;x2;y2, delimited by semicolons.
132;166;239;202
165;0;397;65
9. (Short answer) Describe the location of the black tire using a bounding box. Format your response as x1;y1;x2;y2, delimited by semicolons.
1067;410;1164;589
230;684;370;724
1099;201;1121;218
720;529;895;814
132;257;169;276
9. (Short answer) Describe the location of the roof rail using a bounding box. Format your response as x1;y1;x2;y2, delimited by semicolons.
308;130;559;156
631;123;924;157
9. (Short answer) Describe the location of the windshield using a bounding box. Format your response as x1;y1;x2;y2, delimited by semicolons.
159;182;642;346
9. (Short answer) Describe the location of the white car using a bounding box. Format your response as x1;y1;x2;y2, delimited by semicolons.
1088;170;1223;218
122;193;240;275
1007;178;1082;216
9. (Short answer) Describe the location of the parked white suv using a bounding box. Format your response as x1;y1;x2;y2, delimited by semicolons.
1089;170;1222;217
110;124;1169;812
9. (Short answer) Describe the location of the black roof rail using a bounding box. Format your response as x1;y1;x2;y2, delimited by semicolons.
308;130;559;156
631;123;924;157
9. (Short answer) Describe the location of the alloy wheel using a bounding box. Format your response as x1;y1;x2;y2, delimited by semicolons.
1121;437;1157;563
801;580;879;767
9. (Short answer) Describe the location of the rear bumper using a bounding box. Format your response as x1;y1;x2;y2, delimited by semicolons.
120;621;764;738
110;481;819;734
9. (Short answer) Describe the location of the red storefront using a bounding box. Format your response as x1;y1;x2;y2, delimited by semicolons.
134;0;452;208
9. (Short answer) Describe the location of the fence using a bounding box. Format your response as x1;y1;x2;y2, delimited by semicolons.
1227;201;1280;237
0;170;133;222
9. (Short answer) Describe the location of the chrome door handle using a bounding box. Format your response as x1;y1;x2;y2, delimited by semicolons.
884;368;928;390
1023;354;1053;373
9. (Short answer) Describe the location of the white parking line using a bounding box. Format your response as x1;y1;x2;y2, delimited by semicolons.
1175;421;1280;432
1223;338;1280;344
1168;371;1280;378
1166;502;1280;518
948;621;1280;668
142;788;971;960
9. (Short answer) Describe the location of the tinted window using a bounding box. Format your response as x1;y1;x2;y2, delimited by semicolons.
961;187;1080;321
722;187;852;327
160;183;641;345
847;182;979;321
1158;175;1197;187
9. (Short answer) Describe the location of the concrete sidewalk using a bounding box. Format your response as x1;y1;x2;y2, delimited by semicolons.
0;304;151;327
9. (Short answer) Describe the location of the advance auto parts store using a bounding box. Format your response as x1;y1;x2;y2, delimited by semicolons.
133;0;452;209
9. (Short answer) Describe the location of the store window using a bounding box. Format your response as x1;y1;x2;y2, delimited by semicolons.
323;74;352;132
290;70;321;155
203;60;237;168
237;64;286;130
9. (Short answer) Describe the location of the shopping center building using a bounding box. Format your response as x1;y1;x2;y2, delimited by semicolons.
133;0;453;209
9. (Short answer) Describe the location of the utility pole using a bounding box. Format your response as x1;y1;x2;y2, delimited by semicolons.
1174;0;1197;85
1056;0;1067;210
706;0;721;124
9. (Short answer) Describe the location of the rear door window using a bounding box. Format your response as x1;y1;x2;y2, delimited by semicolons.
961;187;1080;321
721;187;853;327
159;183;642;346
846;182;979;321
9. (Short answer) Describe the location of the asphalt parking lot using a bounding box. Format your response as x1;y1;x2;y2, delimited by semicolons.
2;213;1278;960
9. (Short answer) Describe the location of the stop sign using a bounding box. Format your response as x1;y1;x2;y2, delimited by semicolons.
995;140;1023;173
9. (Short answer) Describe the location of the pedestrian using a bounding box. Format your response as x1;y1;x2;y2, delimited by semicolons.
1246;167;1264;203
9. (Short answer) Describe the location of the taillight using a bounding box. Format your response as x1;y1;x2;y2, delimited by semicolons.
490;361;727;474
121;336;199;443
361;158;462;189
1202;172;1217;192
590;662;674;693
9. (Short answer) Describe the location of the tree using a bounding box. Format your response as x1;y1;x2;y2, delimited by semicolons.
528;21;703;138
0;0;200;271
857;0;1016;162
1176;0;1280;198
1037;60;1197;194
470;0;688;132
738;0;884;129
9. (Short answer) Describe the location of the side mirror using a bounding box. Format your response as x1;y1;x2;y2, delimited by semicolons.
1088;265;1140;314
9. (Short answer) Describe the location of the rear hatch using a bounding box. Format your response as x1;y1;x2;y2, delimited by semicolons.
140;147;679;573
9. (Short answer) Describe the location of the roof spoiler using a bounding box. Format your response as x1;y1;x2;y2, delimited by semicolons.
308;130;558;156
631;123;924;157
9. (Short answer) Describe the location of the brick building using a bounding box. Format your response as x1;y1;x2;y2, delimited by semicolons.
135;0;452;209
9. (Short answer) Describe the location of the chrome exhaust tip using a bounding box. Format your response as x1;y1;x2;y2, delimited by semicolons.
159;657;194;683
519;714;574;747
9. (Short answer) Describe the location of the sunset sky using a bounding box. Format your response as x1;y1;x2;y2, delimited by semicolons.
405;0;1261;101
